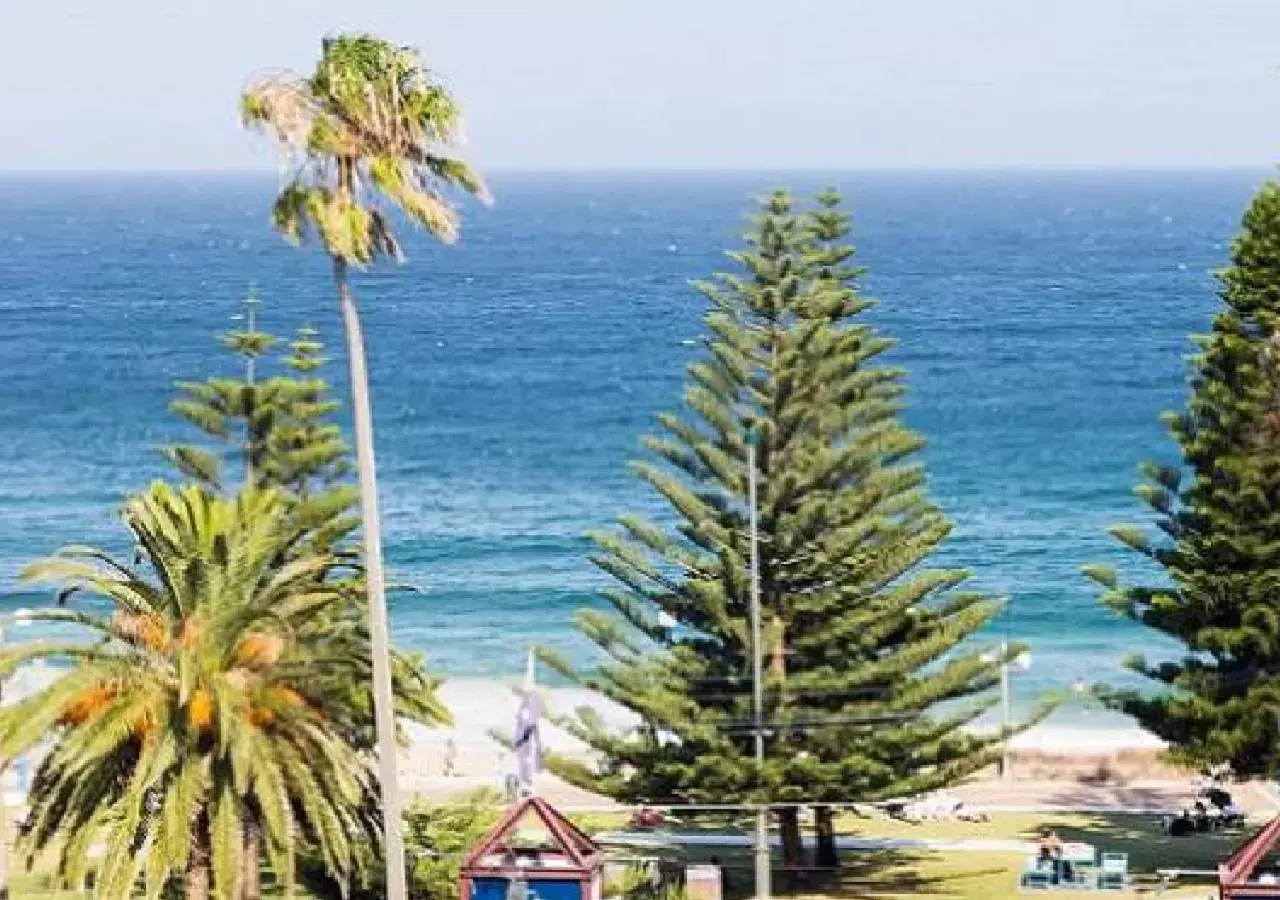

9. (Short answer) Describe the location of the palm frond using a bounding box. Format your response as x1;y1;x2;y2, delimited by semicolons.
243;32;488;263
10;481;387;895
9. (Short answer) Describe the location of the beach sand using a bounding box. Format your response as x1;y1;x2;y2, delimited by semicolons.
398;678;1244;813
3;667;1250;814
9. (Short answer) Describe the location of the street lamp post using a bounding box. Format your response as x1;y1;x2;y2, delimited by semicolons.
747;429;770;900
999;637;1012;780
230;289;261;486
985;592;1030;781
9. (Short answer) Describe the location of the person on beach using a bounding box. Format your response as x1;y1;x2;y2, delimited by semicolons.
443;737;458;777
1037;829;1063;862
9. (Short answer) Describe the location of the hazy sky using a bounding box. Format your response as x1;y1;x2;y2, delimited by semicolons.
3;0;1279;170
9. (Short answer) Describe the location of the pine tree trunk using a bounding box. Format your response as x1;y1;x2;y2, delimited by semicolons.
334;255;407;900
778;806;806;888
814;806;838;869
241;820;262;900
186;820;212;900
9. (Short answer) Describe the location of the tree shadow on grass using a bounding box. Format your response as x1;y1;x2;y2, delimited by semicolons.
679;845;1006;900
1040;811;1239;892
1041;781;1186;814
1053;816;1238;869
808;849;1008;899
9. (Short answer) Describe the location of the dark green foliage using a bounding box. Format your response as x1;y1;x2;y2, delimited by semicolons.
309;790;505;900
545;190;1036;872
404;791;504;900
241;32;489;263
1086;181;1280;775
267;327;352;497
164;297;355;527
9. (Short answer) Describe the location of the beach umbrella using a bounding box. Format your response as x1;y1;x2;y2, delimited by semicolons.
514;649;542;794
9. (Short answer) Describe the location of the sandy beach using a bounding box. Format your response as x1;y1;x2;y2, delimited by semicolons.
395;677;1242;813
3;666;1251;814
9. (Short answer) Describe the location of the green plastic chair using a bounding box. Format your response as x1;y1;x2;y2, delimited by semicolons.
1019;858;1053;892
1098;852;1129;891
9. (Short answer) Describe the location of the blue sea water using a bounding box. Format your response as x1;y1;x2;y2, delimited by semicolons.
0;170;1268;720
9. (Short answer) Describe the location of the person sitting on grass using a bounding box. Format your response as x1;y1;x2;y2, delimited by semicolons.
1037;829;1074;884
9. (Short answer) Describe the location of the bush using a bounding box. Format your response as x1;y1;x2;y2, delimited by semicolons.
301;790;505;900
604;864;689;900
405;789;506;900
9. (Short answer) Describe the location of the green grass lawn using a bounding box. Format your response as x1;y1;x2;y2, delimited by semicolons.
845;809;1242;876
804;849;1215;899
6;810;1236;899
654;843;1217;899
604;811;1240;898
7;869;330;899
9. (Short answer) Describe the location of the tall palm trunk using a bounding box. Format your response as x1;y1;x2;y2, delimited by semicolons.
187;818;212;900
241;820;262;900
333;256;407;900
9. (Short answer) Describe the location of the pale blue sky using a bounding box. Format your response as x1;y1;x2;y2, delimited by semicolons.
2;0;1279;170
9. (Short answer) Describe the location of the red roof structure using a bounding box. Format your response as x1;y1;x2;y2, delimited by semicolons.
1220;816;1280;897
460;797;604;900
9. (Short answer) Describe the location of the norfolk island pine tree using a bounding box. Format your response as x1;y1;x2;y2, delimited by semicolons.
540;189;1048;882
1085;180;1280;776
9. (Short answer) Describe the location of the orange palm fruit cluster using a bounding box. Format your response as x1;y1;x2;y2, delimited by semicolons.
138;616;168;650
113;612;170;651
234;633;284;669
59;684;115;725
272;685;308;710
187;689;214;730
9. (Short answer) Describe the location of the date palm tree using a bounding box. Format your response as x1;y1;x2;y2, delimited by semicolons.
241;35;488;898
0;483;381;900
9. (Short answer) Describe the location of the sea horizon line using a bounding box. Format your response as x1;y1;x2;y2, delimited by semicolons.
0;164;1275;178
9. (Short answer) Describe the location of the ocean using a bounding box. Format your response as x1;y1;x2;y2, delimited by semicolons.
0;170;1267;725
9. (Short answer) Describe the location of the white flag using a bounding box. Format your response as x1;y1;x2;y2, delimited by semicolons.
514;649;541;791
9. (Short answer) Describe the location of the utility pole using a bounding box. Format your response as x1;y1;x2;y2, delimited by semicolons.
245;289;259;386
230;288;264;486
992;591;1029;781
1000;636;1012;781
747;428;770;900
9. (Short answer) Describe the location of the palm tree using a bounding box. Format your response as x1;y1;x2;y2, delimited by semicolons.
0;483;382;900
241;35;488;899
